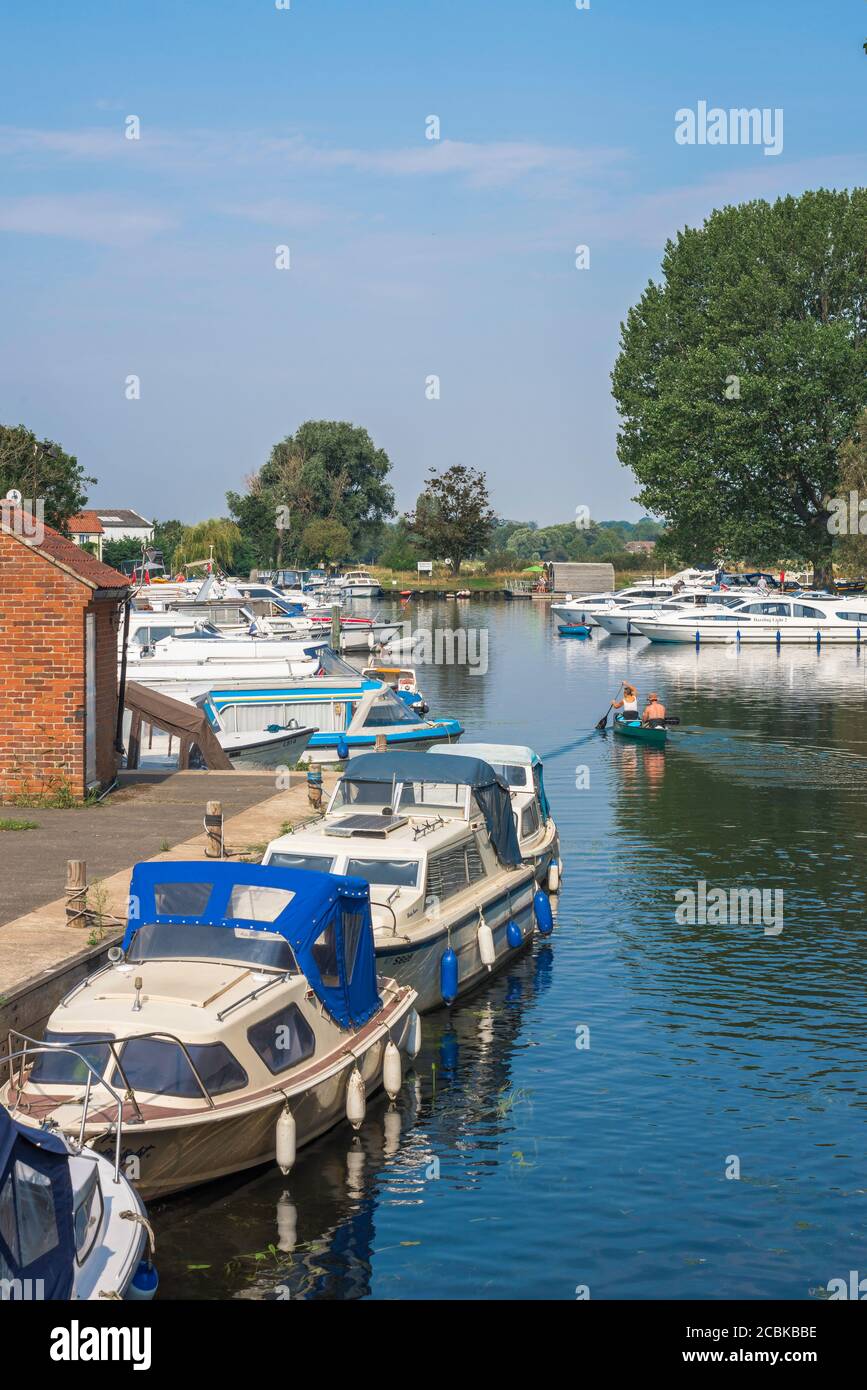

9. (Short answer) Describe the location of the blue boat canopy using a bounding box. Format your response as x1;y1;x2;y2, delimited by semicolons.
341;751;523;868
0;1107;76;1300
124;861;382;1029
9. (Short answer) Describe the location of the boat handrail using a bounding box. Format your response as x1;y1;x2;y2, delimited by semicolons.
5;1034;126;1183
216;970;291;1022
8;1026;218;1117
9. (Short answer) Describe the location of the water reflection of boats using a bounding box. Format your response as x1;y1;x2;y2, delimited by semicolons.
148;936;556;1298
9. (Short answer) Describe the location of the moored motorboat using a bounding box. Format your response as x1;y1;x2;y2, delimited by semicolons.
3;862;418;1200
263;751;547;1011
437;741;562;890
632;595;867;644
1;1089;156;1300
612;714;667;747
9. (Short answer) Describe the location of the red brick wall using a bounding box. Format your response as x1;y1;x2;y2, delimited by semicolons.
0;533;122;801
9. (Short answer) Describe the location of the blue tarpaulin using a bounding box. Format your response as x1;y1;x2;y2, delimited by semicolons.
0;1107;76;1300
124;861;382;1028
341;751;523;868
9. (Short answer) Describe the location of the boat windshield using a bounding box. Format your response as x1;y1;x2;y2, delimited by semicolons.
315;646;363;677
362;690;422;727
485;762;528;788
127;922;296;970
396;781;470;818
345;857;420;887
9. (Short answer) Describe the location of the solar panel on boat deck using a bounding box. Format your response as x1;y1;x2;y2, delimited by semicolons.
325;814;408;838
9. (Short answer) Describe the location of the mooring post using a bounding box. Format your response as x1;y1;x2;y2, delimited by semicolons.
65;860;87;928
375;734;388;752
204;800;224;858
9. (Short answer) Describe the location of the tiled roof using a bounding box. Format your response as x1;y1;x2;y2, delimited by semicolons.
94;508;152;528
0;509;130;591
68;510;105;535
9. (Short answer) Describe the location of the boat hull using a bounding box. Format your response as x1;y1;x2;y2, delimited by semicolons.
375;874;537;1012
612;716;667;747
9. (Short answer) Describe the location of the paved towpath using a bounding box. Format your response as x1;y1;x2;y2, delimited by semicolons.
0;769;334;1001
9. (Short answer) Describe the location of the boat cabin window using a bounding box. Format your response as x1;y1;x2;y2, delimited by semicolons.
0;1161;59;1267
740;602;791;616
111;1038;248;1098
28;1032;115;1085
331;778;397;813
345;857;420;888
127;922;296;971
521;801;541;838
73;1167;104;1264
396;781;470;819
311;922;340;986
835;610;867;622
791;604;826;618
227;884;295;922
362;691;422;727
247;1004;316;1074
487;762;528;788
268;851;336;873
425;843;478;903
154;881;213;916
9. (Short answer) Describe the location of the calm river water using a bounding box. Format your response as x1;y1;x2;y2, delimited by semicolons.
152;595;867;1300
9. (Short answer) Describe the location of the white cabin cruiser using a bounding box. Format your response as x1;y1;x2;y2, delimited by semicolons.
632;596;867;644
552;583;676;627
437;742;561;890
263;751;551;1012
1;1079;156;1300
4;863;418;1201
338;570;382;599
594;590;746;635
121;615;326;695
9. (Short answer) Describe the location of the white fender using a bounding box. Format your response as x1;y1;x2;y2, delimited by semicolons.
383;1040;402;1100
346;1066;366;1130
478;915;495;970
547;861;560;893
276;1106;296;1175
405;1008;422;1059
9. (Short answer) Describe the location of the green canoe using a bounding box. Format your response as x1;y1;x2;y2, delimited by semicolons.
612;714;667;748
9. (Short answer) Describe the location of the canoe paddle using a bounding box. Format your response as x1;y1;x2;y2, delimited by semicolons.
596;684;624;730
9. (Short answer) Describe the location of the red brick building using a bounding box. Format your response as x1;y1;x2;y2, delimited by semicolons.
0;511;130;801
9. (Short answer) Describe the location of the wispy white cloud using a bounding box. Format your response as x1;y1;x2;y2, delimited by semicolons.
0;123;626;190
0;194;175;245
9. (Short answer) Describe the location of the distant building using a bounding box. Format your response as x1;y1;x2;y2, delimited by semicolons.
624;540;657;554
68;508;153;560
545;561;615;595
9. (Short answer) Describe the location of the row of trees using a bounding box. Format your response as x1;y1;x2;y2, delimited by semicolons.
3;186;866;583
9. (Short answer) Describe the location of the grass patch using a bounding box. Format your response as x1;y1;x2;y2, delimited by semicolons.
0;817;39;831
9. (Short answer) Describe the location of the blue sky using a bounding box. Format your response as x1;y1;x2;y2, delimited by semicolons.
0;0;864;525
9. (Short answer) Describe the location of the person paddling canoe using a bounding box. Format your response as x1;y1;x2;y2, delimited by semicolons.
642;691;667;727
612;683;639;716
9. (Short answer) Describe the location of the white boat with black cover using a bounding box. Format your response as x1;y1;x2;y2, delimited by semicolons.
437;741;561;890
263;751;551;1012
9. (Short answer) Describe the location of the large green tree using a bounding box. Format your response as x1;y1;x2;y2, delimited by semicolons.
409;464;496;574
0;424;95;532
612;189;867;586
228;420;395;568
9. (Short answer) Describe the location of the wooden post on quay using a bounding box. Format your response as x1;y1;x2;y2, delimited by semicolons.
65;860;88;928
204;801;224;858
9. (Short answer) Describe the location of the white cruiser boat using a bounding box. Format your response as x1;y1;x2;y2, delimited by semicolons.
632;596;867;644
1;1077;156;1300
552;583;676;627
121;614;326;694
594;590;745;635
437;742;561;890
4;862;418;1201
263;751;547;1012
338;570;382;599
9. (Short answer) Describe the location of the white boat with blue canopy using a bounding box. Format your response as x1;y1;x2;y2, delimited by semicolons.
195;667;462;763
3;862;418;1200
0;1094;156;1300
437;741;562;890
263;751;553;1012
